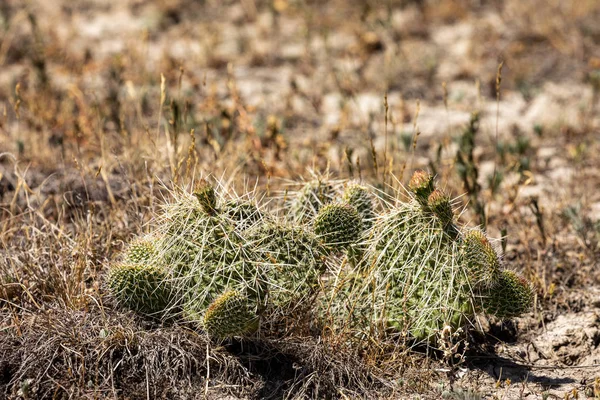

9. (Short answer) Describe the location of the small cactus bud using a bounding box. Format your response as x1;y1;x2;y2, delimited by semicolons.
193;179;217;215
463;230;501;289
314;203;362;251
427;189;454;227
108;263;175;318
203;290;258;339
408;170;434;204
125;236;157;264
481;270;534;319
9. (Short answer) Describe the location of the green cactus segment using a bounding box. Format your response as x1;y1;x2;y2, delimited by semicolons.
224;199;265;231
248;223;326;310
408;170;434;205
342;183;375;228
108;263;175;317
125;236;157;264
360;200;473;343
154;191;268;319
193;179;217;215
203;290;259;339
289;179;336;223
481;270;533;319
462;230;501;289
152;187;329;328
314;203;362;251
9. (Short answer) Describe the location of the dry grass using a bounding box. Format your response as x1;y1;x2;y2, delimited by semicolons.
1;0;600;398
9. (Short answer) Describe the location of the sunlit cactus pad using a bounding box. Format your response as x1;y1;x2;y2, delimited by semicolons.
107;263;176;318
203;290;259;339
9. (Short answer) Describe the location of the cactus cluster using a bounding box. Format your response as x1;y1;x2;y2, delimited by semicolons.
331;170;534;345
107;172;533;348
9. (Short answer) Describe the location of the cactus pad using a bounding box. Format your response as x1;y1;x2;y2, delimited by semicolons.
125;236;157;264
108;263;175;317
342;183;375;228
481;270;533;319
462;230;501;289
203;290;259;339
314;203;362;251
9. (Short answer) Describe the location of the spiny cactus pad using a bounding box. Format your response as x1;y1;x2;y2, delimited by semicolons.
462;230;501;289
342;183;375;228
352;200;475;343
108;263;175;317
481;270;533;319
203;290;259;339
314;203;362;251
248;223;326;312
289;179;337;223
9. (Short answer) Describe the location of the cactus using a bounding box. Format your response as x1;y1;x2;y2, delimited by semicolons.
289;179;337;223
202;290;259;339
107;263;176;318
365;199;471;342
125;236;158;264
314;202;362;251
462;229;501;289
193;179;217;216
408;170;434;205
342;183;375;228
138;186;326;336
480;270;533;319
248;222;326;312
334;171;533;346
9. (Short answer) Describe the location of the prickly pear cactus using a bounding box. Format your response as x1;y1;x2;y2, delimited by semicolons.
342;183;375;228
314;202;362;251
289;179;337;223
366;199;470;342
334;170;533;346
108;263;176;318
153;188;268;327
110;180;331;338
480;270;533;319
202;290;259;339
125;236;158;264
